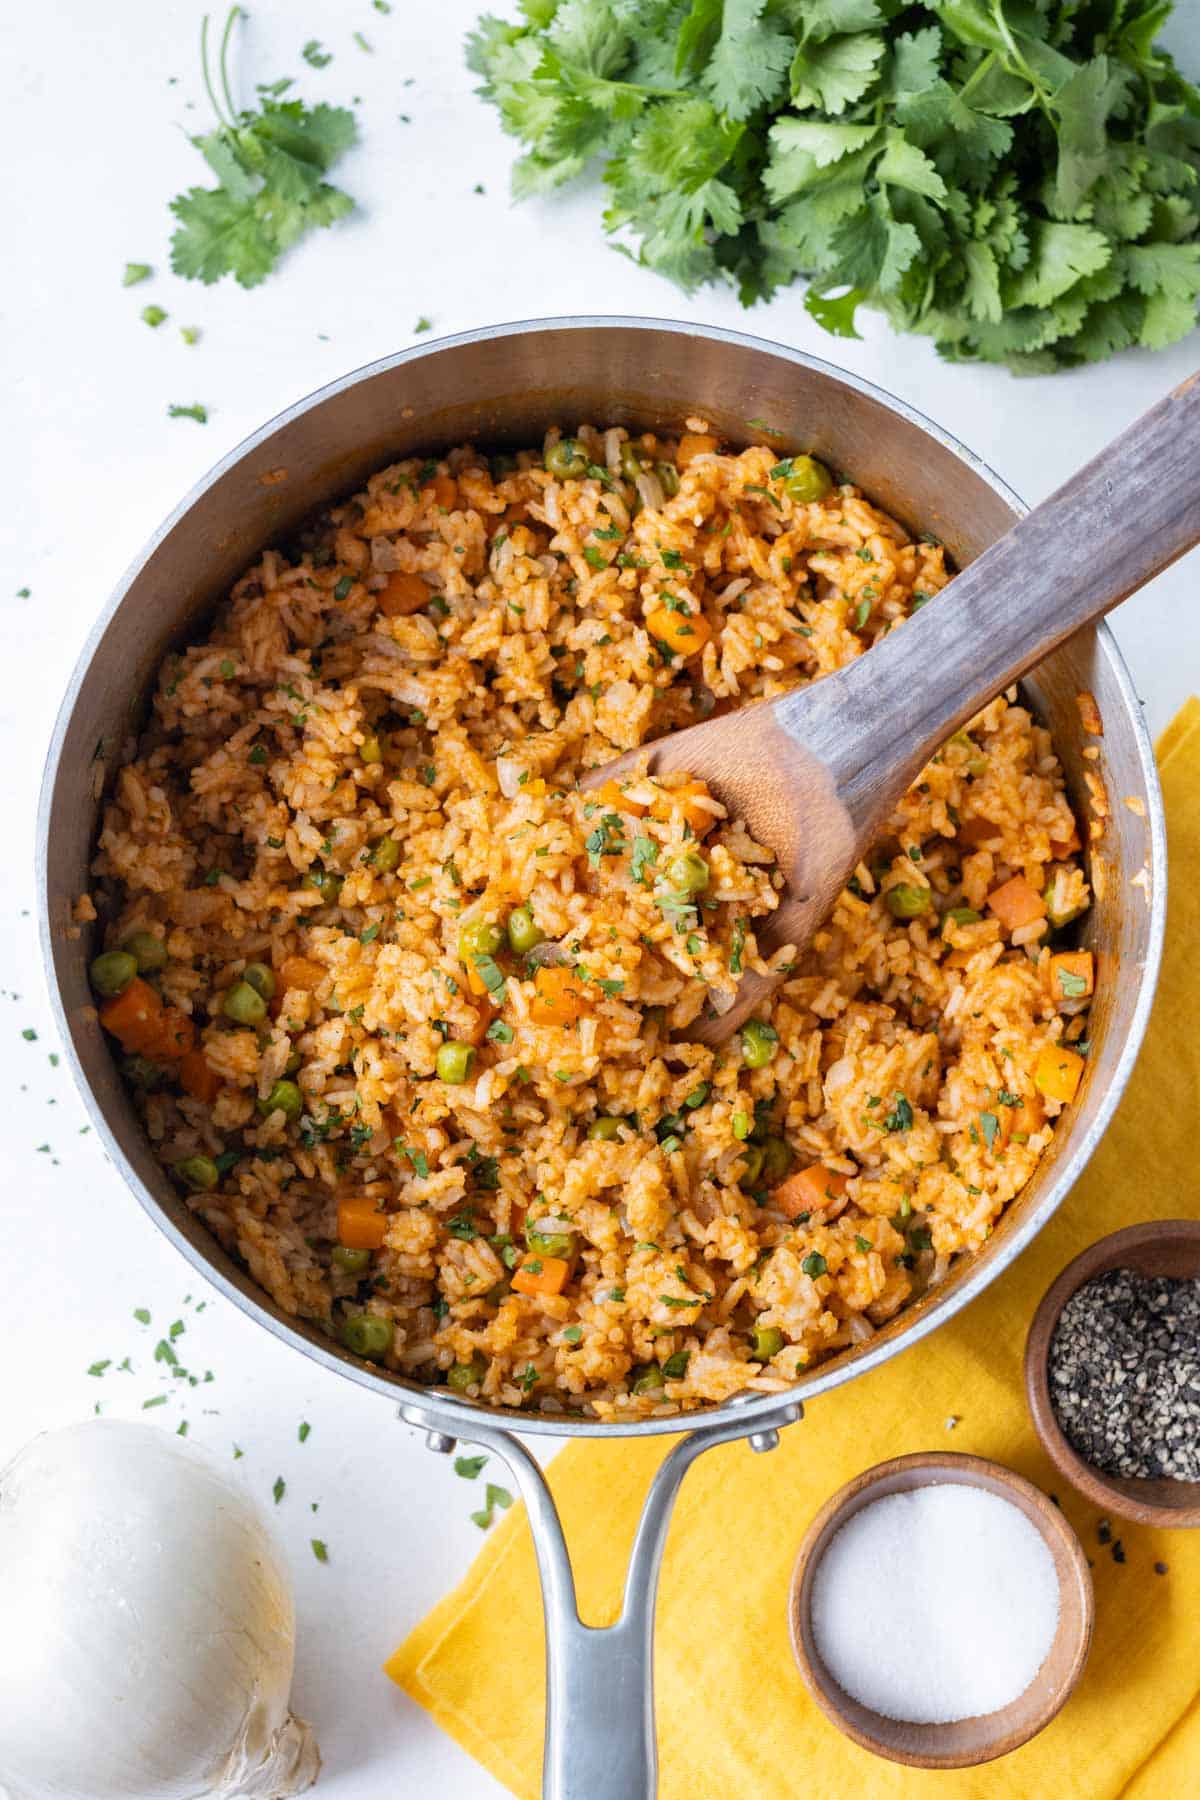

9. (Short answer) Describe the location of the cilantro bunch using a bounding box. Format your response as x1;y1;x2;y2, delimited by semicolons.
170;9;358;288
468;0;1200;369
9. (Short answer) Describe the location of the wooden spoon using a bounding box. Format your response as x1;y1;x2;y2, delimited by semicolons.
587;371;1200;1043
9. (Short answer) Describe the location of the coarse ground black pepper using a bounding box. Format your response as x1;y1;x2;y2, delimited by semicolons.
1048;1267;1200;1481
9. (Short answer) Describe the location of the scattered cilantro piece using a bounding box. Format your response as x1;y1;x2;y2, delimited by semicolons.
142;304;167;328
311;1538;329;1561
87;1359;111;1377
273;1476;286;1504
302;39;332;68
21;1028;36;1042
467;0;1200;370
884;1092;913;1133
414;316;432;332
168;403;209;423
299;1421;311;1443
170;7;358;290
123;262;153;286
181;325;201;345
133;1307;151;1324
454;1453;488;1479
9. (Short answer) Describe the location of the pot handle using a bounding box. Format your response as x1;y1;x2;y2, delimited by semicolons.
401;1396;803;1799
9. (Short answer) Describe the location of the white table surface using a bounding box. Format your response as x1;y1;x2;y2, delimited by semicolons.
4;4;1200;1795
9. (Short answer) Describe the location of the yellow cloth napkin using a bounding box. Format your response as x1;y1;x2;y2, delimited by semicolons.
388;699;1200;1799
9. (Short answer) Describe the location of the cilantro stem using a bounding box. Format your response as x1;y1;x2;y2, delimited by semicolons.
218;6;243;125
199;15;229;128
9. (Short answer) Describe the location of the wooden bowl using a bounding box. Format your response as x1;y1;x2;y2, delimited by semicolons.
788;1452;1094;1769
1025;1219;1200;1528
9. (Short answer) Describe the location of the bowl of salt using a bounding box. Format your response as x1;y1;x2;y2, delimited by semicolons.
788;1451;1093;1768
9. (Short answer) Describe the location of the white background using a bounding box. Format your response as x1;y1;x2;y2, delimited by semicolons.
4;4;1200;1796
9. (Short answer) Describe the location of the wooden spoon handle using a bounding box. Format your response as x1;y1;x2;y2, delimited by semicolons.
777;369;1200;835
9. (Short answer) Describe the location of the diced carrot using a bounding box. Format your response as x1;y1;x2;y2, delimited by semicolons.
645;607;712;656
98;977;165;1054
154;1008;196;1060
512;1254;570;1297
180;1047;221;1104
1034;1045;1085;1105
530;966;589;1027
279;955;326;993
676;433;718;467
595;779;647;817
1050;950;1094;1002
378;571;431;618
651;779;717;839
424;473;458;511
460;1007;489;1047
958;814;1001;848
772;1165;849;1221
987;875;1046;932
337;1197;389;1250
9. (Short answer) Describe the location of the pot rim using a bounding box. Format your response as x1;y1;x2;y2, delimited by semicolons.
37;314;1168;1439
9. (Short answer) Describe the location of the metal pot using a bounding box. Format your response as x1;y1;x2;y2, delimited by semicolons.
39;318;1166;1799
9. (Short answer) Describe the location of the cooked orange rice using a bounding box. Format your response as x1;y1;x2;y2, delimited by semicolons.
87;420;1094;1418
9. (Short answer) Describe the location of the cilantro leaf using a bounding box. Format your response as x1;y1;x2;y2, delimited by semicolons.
468;0;1200;371
169;12;358;289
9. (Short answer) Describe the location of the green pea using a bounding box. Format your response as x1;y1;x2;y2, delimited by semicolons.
783;455;833;504
243;962;276;999
740;1019;778;1069
446;1354;487;1392
507;906;544;954
886;884;932;920
655;461;680;498
588;1116;623;1141
761;1136;794;1184
331;1245;372;1275
306;869;344;905
121;1055;166;1092
90;950;138;998
630;1362;666;1395
459;915;504;962
620;441;647;480
259;1078;302;1121
223;980;267;1026
121;931;167;974
738;1144;765;1188
665;850;710;895
943;907;981;932
371;835;401;873
544;437;589;479
526;1222;577;1259
436;1041;475;1085
176;1154;219;1192
752;1325;785;1361
341;1312;395;1360
360;735;384;764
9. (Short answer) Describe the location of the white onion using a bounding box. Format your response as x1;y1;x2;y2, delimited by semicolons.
0;1421;319;1800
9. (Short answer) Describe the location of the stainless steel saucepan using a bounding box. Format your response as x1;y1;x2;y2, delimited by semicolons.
39;319;1165;1799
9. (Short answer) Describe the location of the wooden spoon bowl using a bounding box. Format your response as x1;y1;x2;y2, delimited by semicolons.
788;1451;1093;1769
1025;1220;1200;1528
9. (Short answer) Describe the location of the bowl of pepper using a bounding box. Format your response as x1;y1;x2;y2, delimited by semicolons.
1025;1221;1200;1528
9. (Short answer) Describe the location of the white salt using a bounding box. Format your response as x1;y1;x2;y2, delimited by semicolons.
810;1484;1061;1723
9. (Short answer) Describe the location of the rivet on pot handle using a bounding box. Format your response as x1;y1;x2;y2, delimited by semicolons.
402;1396;803;1799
